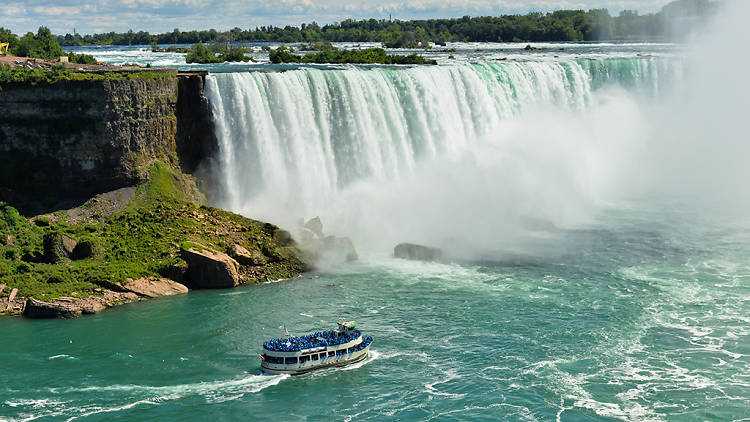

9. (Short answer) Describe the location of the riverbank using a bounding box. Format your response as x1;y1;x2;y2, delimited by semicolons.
0;162;308;318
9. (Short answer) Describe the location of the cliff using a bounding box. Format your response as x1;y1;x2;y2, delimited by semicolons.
0;72;218;214
0;71;308;318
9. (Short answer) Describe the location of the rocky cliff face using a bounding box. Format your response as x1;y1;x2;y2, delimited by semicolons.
0;74;217;213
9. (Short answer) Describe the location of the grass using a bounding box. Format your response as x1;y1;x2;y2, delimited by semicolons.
0;161;305;304
0;64;175;90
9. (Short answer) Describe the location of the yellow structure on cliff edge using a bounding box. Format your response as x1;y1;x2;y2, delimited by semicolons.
0;43;9;56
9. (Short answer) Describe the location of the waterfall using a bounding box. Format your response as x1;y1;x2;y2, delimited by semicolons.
205;57;680;252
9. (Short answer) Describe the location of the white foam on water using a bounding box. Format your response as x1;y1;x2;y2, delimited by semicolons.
423;367;465;399
58;372;289;397
4;399;68;408
426;402;535;422
47;355;76;360
2;399;71;422
63;397;166;422
2;372;292;420
335;349;380;372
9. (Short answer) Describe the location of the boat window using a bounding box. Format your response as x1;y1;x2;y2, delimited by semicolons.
348;348;354;353
328;351;335;357
300;355;310;363
266;356;281;364
311;354;318;361
285;357;298;364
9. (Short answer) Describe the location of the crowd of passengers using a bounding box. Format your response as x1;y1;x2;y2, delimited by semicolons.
263;329;363;352
263;337;374;365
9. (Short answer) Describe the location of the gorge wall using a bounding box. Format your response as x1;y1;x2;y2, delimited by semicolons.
0;73;217;213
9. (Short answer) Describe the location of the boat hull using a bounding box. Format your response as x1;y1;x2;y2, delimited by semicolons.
261;346;370;376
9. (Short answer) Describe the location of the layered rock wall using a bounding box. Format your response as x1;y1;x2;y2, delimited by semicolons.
0;73;217;213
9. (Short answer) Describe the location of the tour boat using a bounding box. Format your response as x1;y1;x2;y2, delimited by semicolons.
260;321;373;375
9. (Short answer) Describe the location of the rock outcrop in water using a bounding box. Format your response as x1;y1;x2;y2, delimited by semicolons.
394;243;443;262
23;292;139;319
297;217;358;267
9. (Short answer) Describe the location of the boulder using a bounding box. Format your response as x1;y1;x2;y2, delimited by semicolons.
23;291;139;318
43;232;77;263
2;288;25;316
301;235;358;267
164;260;189;284
273;229;296;247
394;243;443;262
24;297;82;319
121;277;188;298
180;243;240;289
228;244;266;266
327;236;358;262
71;239;96;260
304;217;324;238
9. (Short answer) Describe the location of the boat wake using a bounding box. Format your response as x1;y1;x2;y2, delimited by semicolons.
339;349;381;371
3;373;289;421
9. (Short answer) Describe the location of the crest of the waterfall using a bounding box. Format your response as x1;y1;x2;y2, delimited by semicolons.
205;58;678;256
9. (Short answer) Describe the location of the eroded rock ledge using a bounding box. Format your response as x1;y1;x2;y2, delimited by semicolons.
0;163;308;319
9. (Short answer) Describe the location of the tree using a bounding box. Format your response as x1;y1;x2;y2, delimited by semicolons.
12;27;64;59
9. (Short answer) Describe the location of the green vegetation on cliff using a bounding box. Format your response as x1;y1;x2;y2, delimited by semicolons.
0;64;174;89
0;162;305;304
269;45;437;65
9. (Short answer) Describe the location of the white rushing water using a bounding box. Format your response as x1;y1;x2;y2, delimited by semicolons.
204;57;679;253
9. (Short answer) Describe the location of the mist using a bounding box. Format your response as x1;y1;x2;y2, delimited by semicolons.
637;0;750;218
207;1;749;260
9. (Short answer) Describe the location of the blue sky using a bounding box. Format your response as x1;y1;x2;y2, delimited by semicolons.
1;0;673;35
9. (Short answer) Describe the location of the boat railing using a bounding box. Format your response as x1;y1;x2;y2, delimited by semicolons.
263;329;362;352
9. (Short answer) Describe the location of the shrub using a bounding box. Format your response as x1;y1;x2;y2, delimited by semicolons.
185;42;221;64
270;46;437;65
66;51;97;64
1;203;21;226
185;42;253;64
4;248;20;260
42;231;66;263
269;45;301;63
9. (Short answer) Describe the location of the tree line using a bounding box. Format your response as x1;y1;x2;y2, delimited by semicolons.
43;0;716;47
0;0;718;57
